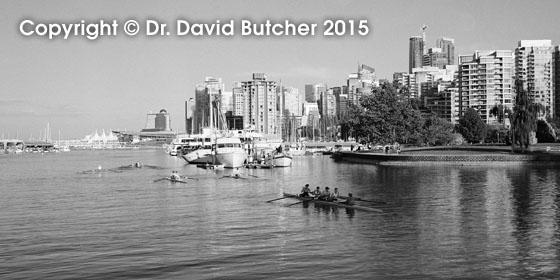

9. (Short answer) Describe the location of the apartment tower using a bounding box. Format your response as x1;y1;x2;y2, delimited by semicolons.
458;50;514;124
241;73;278;134
515;40;554;118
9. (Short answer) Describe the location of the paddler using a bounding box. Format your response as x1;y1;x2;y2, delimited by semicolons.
300;184;311;197
344;193;356;205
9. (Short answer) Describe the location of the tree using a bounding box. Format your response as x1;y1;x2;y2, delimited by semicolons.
457;107;487;144
489;103;512;126
346;82;423;145
535;119;556;143
421;114;455;146
510;80;545;152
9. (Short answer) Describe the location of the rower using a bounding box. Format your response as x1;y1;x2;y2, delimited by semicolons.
319;187;331;201
134;161;142;168
232;167;241;178
300;184;311;197
344;193;356;205
313;187;322;199
97;165;103;172
331;187;340;201
170;171;181;180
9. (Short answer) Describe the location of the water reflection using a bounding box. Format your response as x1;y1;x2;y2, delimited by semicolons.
3;152;560;279
507;168;560;277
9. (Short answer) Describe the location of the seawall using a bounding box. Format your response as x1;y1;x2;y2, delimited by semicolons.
333;148;560;166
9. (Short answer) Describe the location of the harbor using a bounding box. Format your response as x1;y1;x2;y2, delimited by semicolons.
1;148;559;279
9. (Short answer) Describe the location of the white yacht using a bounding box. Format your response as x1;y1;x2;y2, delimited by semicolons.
175;133;215;164
214;137;247;168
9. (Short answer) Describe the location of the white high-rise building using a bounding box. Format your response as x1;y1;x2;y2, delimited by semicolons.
458;50;514;124
515;40;554;118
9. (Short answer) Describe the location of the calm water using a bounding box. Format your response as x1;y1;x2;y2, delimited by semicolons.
1;149;559;279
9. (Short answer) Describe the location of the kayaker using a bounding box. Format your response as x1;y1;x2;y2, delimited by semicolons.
331;187;340;201
319;187;331;200
345;193;356;205
300;184;311;197
170;171;181;181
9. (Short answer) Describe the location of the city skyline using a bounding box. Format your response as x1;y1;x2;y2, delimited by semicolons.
1;0;559;139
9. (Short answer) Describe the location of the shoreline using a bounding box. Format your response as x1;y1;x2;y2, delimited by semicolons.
333;144;560;166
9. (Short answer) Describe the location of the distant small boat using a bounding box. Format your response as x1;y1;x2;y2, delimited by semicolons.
166;177;188;183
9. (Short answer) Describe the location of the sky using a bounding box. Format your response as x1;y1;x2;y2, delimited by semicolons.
1;0;559;140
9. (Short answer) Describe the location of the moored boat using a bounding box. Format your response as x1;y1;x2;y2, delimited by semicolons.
214;137;247;168
282;193;383;213
181;144;213;164
272;153;293;167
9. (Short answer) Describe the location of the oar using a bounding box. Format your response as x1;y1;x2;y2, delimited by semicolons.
246;174;259;178
153;177;168;183
356;198;388;204
266;197;288;203
287;201;304;207
339;195;388;204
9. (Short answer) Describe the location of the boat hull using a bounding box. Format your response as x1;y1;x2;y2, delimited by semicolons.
215;151;247;168
283;193;382;213
182;149;213;164
272;155;292;167
165;177;188;183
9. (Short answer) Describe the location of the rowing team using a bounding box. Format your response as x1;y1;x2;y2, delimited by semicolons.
299;184;355;205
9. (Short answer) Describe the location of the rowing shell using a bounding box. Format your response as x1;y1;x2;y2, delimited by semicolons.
283;193;383;213
165;177;188;184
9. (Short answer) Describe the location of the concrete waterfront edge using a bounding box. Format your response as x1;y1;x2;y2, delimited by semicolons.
333;150;560;166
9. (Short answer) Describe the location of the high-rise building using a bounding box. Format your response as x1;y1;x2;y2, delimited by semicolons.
232;82;245;117
403;66;456;99
318;88;336;119
424;87;460;124
241;73;278;134
193;77;224;133
554;46;560;119
436;37;455;65
346;64;376;105
281;86;302;116
304;84;327;103
515;40;554;118
423;48;448;69
458;50;514;124
409;36;424;73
